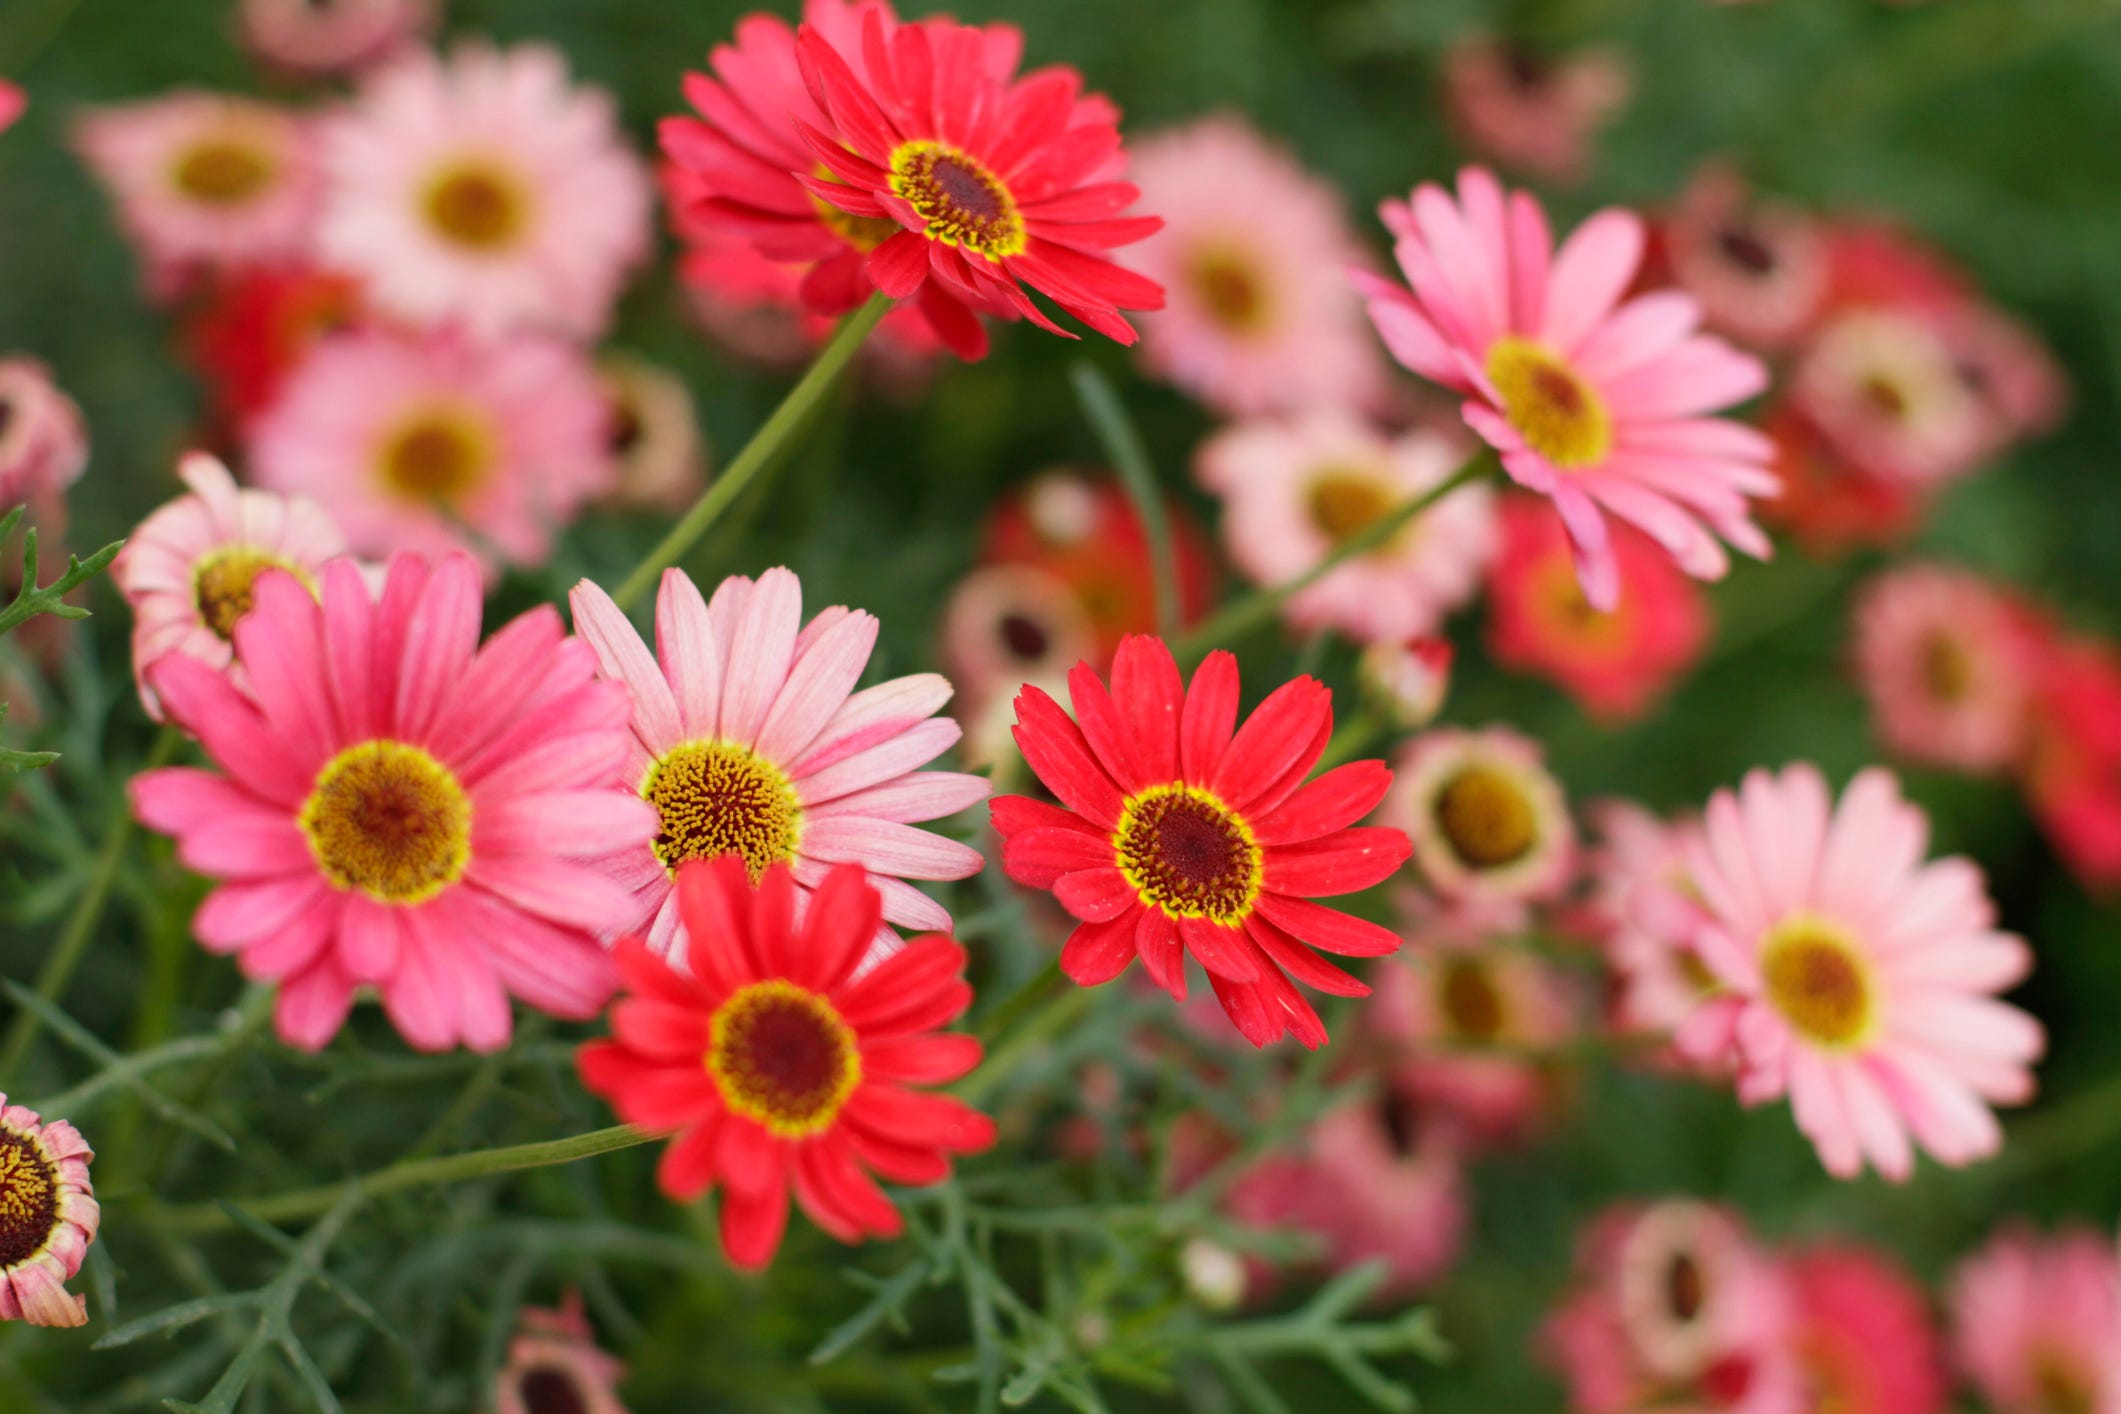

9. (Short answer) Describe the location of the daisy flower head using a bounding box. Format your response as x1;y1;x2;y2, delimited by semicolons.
1196;410;1497;646
1358;167;1776;611
319;42;652;339
1948;1226;2121;1414
568;567;988;966
494;1291;630;1414
0;1095;98;1328
2023;636;2121;894
237;0;436;79
938;562;1095;710
132;552;657;1052
1382;725;1576;909
1656;163;1829;350
578;855;996;1271
1673;764;2045;1181
74;92;318;296
796;9;1166;345
250;327;615;571
1123;114;1386;416
1586;800;1721;1047
1440;37;1630;187
1782;1245;1951;1414
991;634;1412;1050
1852;563;2042;774
1792;309;1991;487
597;352;708;513
111;452;348;719
0;357;88;525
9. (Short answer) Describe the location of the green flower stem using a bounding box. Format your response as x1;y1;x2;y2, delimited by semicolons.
609;292;892;612
957;960;1092;1108
1170;447;1501;663
0;723;183;1078
156;1124;664;1235
1071;362;1179;636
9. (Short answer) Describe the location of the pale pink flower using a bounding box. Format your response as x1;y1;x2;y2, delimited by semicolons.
596;353;707;513
319;43;652;339
1196;411;1496;645
1124;115;1387;417
1383;725;1577;908
237;0;436;78
1658;163;1829;350
0;357;88;525
1585;799;1721;1048
493;1291;630;1414
1949;1226;2121;1414
1852;564;2043;774
938;563;1096;712
1359;637;1453;730
1359;167;1776;611
111;452;348;719
1793;310;1991;487
1440;37;1630;187
132;552;656;1051
249;328;615;571
1939;303;2069;448
568;567;988;967
1675;764;2045;1180
73;92;318;296
0;1095;98;1328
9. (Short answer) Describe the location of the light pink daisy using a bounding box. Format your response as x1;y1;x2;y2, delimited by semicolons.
937;563;1095;713
1657;163;1829;351
237;0;436;79
1949;1226;2121;1414
1123;115;1387;417
249;328;614;571
0;357;88;531
1674;764;2045;1181
568;567;988;966
111;452;348;720
1196;411;1496;646
493;1291;631;1414
596;353;708;514
1585;799;1722;1049
1793;310;1991;487
0;1094;98;1329
1852;563;2043;774
73;92;318;297
1440;37;1630;187
1358;167;1777;611
132;552;656;1052
1381;724;1577;910
319;42;652;339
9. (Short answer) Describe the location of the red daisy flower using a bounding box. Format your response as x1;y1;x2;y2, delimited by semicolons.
577;855;995;1271
992;635;1411;1049
794;11;1165;344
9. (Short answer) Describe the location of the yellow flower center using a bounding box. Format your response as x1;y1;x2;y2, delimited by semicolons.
1532;558;1628;653
0;1130;59;1270
300;741;473;905
2031;1349;2099;1414
887;140;1026;262
811;163;902;253
171;138;277;206
1485;336;1612;469
378;406;495;506
423;159;532;251
192;546;307;642
707;980;862;1138
1189;245;1271;334
1305;468;1401;549
642;740;802;882
1434;765;1539;870
1760;917;1875;1049
1438;955;1507;1041
1114;783;1264;925
1918;629;1973;704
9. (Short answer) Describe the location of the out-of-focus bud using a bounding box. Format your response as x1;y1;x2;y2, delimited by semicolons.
1181;1238;1248;1313
1360;636;1453;730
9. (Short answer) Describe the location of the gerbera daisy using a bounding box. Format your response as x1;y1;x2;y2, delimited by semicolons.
1381;725;1576;909
1781;1246;1950;1414
1584;799;1722;1049
1655;163;1829;350
796;10;1165;344
1852;564;2042;774
318;42;652;339
991;634;1411;1049
938;563;1095;709
1196;411;1497;646
1122;115;1386;416
1792;310;1990;487
132;552;656;1051
568;567;987;965
577;855;996;1271
596;352;707;513
1358;167;1775;610
493;1291;630;1414
111;452;348;719
0;357;88;528
1673;764;2044;1180
249;327;614;571
0;1095;98;1328
1439;37;1630;187
73;92;318;297
237;0;435;79
1486;492;1711;721
1949;1226;2121;1414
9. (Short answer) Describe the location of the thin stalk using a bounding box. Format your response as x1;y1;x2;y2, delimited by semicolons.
1070;362;1179;636
610;293;891;611
957;969;1095;1108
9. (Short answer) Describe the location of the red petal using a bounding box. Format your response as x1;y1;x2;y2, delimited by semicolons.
1053;867;1137;923
655;1116;725;1202
795;22;899;162
795;863;882;993
1067;661;1145;793
720;1180;791;1271
990;794;1099;840
1212;677;1331;813
1111;635;1182;784
1059;914;1137;986
863;1032;982;1084
1135;908;1185;1000
1252;894;1404;957
1263;828;1412;897
1243;917;1370;998
847;1085;998;1154
1011;684;1125;828
835;936;971;1033
1002;825;1112;889
1179;651;1239;785
1176;915;1259;983
867;231;932;299
1252;761;1394;847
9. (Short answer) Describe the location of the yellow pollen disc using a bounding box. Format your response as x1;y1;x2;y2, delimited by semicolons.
706;980;862;1138
1114;783;1264;925
1485;336;1613;469
171;139;276;206
192;546;307;642
378;406;495;505
810;163;902;253
0;1130;61;1270
1918;629;1974;703
1434;765;1539;870
1438;955;1507;1041
1860;373;1912;422
1189;245;1272;334
1760;917;1875;1049
643;740;802;882
423;159;532;251
2030;1351;2099;1414
887;140;1027;262
1305;468;1400;549
300;741;473;904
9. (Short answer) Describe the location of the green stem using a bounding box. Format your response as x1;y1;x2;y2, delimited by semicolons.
1171;448;1499;663
1070;362;1179;636
609;293;891;611
957;962;1093;1107
0;723;182;1077
155;1124;662;1235
1315;702;1387;773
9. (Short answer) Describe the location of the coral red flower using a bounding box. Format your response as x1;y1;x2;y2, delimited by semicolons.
1781;1246;1950;1414
180;264;360;433
796;11;1164;344
578;856;995;1271
992;635;1411;1049
2022;635;2121;894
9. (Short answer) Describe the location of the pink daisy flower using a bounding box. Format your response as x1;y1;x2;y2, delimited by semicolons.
1440;37;1631;187
1792;310;1991;487
1949;1226;2121;1414
131;552;657;1051
0;1095;98;1329
249;328;614;571
1673;763;2045;1180
1584;799;1722;1049
1852;563;2043;774
1655;164;1829;351
1381;725;1577;911
567;566;988;965
0;357;89;530
1196;410;1497;646
111;452;348;720
1122;115;1386;416
493;1292;630;1414
319;43;652;339
1358;167;1776;611
937;563;1095;713
73;92;318;297
1781;1246;1951;1414
237;0;435;79
596;353;708;514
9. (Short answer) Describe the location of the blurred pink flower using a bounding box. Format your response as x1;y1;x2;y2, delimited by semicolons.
492;1291;630;1414
1358;636;1453;730
1949;1225;2121;1414
1781;1246;1950;1414
0;357;88;529
1441;38;1630;186
1792;310;1992;487
237;0;435;78
938;563;1096;713
0;81;23;134
2024;635;2121;894
596;353;707;513
1584;799;1722;1051
1382;724;1577;910
1655;163;1829;350
1852;563;2044;774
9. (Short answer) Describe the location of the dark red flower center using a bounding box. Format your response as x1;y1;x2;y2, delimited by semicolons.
518;1366;591;1414
1716;224;1778;276
707;981;862;1137
1114;784;1263;925
1665;1250;1706;1322
999;611;1050;661
0;1129;60;1270
888;140;1026;261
